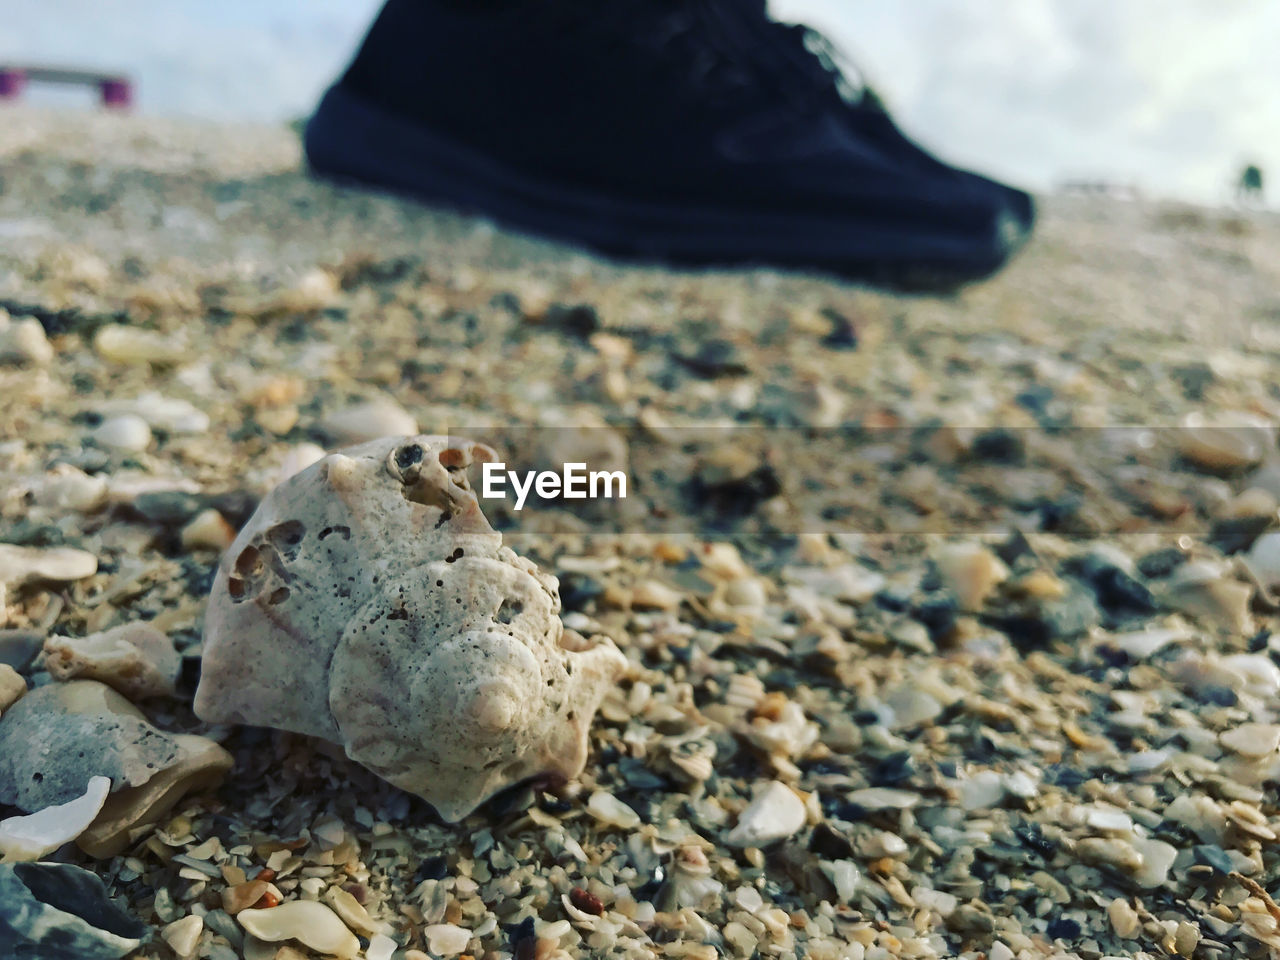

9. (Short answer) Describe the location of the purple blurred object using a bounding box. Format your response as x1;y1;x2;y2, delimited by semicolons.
0;65;133;109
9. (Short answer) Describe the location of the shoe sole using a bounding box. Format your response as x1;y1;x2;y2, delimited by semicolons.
304;84;1029;290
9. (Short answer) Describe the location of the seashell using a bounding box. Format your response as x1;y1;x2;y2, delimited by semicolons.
0;311;54;367
161;915;204;958
0;681;232;857
0;775;110;862
195;434;628;821
43;622;181;699
0;861;146;960
237;901;359;958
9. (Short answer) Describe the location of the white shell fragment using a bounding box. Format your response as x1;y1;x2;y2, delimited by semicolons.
0;775;110;862
0;544;98;589
195;435;628;821
44;622;181;699
237;901;359;958
726;781;806;847
0;681;232;857
160;914;204;958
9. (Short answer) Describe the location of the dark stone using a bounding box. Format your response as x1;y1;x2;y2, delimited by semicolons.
1046;917;1082;940
1075;555;1156;614
1015;821;1056;860
413;856;449;883
689;465;781;521
809;823;855;860
557;572;603;612
971;428;1025;465
912;593;958;641
1014;384;1055;416
1191;845;1235;876
544;303;600;338
820;310;859;351
1136;547;1187;579
129;491;204;526
871;751;917;787
0;861;145;960
1208;515;1274;555
205;490;259;530
673;339;749;378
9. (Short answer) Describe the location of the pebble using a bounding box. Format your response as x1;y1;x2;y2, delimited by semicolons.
1220;722;1280;758
365;934;398;960
0;631;42;670
43;622;181;699
161;915;204;958
319;397;417;444
1179;423;1267;473
1085;806;1133;833
1107;627;1188;659
0;544;97;587
1245;532;1280;588
960;770;1006;810
1131;837;1178;888
0;663;26;714
884;686;942;730
93;324;186;365
0;313;54;366
845;788;921;810
221;880;269;915
423;923;472;956
934;542;1009;611
33;465;109;512
1108;899;1140;938
236;901;359;958
726;781;806;847
180;509;235;552
1174;920;1201;957
90;414;152;452
0;775;110;861
631;580;684;612
586;791;641;829
1162;561;1253;634
1076;837;1142;872
119;393;210;434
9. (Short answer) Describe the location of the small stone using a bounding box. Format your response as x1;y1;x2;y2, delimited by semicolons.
221;880;269;915
90;414;152;452
0;663;26;714
1108;627;1188;659
325;885;380;935
1085;806;1133;833
1174;921;1200;957
0;313;54;366
1130;836;1177;888
934;543;1008;611
237;901;359;958
1108;899;1140;938
1076;837;1142;872
586;791;641;829
319;398;417;444
884;686;942;730
0;544;97;588
1220;722;1280;758
1162;561;1253;634
631;580;683;612
960;770;1006;810
845;788;921;810
180;509;235;552
161;915;204;958
424;923;472;956
93;324;186;365
726;781;806;847
44;622;181;699
33;465;109;512
1245;532;1280;588
989;942;1014;960
1179;423;1267;473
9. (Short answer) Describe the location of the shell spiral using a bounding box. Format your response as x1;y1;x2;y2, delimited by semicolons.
194;434;627;821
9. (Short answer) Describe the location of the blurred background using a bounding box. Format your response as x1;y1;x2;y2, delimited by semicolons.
0;0;1275;206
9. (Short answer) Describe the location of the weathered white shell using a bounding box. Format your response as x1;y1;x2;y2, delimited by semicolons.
195;435;627;821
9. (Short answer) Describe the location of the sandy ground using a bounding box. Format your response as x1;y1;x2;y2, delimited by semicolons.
4;106;1280;960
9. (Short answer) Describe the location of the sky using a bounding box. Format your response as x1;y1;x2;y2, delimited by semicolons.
1;0;1276;205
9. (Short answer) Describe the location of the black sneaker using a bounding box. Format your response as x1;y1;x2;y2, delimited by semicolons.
305;0;1034;288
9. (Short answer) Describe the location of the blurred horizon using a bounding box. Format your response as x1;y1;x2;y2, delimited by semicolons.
1;0;1275;208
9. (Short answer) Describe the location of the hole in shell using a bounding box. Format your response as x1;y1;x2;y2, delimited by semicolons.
267;586;291;605
395;443;425;471
234;545;262;577
496;598;523;624
267;520;306;560
319;525;351;541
